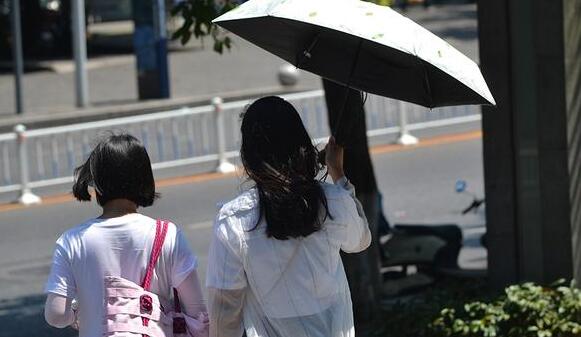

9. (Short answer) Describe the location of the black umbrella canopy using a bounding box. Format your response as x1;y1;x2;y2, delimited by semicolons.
215;3;494;108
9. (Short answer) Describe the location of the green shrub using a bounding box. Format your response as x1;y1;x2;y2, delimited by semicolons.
429;280;581;337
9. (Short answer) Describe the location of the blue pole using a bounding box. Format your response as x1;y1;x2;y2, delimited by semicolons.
153;0;170;98
132;0;170;99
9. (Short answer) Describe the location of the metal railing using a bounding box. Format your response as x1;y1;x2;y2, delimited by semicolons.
0;90;481;204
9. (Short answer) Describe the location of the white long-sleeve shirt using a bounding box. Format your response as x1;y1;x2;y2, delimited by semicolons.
207;178;371;337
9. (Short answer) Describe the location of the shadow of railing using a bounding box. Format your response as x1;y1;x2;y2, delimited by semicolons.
0;294;76;337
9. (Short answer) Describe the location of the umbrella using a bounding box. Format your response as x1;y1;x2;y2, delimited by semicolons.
213;0;495;108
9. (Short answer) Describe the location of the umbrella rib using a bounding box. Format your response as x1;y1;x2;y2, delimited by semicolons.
347;38;364;88
420;60;434;108
296;33;320;68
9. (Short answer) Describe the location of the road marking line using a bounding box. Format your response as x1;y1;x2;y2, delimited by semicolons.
370;130;482;155
0;130;482;213
462;227;486;236
157;171;239;188
0;193;76;212
186;221;214;230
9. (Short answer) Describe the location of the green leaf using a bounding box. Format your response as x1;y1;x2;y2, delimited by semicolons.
180;30;192;45
224;36;232;49
171;25;187;41
168;0;239;54
213;40;224;54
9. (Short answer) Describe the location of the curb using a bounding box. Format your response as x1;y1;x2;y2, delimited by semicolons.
0;85;317;133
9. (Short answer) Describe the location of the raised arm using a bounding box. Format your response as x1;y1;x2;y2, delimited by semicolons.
326;137;371;253
336;176;372;253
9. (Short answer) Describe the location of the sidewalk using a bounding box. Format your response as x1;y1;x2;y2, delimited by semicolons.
0;3;478;128
0;33;321;131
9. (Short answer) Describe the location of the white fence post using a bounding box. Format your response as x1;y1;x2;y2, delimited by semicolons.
213;97;236;174
396;101;419;146
14;124;41;205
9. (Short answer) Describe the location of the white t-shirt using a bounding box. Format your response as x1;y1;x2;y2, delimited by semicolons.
45;213;198;337
207;180;371;337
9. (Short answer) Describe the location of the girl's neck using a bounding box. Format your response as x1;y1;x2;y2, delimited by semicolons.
100;199;138;219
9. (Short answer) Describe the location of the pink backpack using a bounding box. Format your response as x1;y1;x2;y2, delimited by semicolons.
104;220;209;337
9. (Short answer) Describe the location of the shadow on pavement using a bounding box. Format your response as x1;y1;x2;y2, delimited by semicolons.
409;4;477;24
0;294;76;337
430;25;477;40
90;98;139;108
0;34;200;74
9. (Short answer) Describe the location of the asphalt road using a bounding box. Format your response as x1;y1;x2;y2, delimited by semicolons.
0;135;485;336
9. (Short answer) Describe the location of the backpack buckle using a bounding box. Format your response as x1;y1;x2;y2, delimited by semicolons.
140;294;153;314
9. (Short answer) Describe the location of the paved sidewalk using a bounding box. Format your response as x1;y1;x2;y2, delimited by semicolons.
0;3;478;123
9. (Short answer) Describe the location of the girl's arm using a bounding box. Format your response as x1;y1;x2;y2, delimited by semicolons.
337;176;372;253
208;287;245;337
44;293;75;328
326;136;372;252
176;269;207;316
206;207;248;337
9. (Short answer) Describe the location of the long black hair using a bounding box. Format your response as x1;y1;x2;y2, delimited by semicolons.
72;133;158;207
240;96;331;240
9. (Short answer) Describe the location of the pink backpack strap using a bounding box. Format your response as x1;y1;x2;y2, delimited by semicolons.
140;219;169;337
141;219;169;291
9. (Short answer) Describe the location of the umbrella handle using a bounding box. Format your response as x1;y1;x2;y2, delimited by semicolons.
318;149;326;166
331;38;364;141
332;88;367;145
318;38;366;167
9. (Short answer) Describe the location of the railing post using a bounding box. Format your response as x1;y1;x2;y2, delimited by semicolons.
72;0;89;108
14;124;41;205
396;100;419;146
213;97;236;174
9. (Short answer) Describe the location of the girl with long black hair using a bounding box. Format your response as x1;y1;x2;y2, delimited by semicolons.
207;96;371;337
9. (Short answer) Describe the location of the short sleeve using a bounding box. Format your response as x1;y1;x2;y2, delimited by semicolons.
171;226;199;288
44;237;77;298
206;216;247;290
